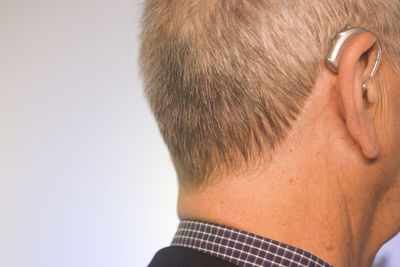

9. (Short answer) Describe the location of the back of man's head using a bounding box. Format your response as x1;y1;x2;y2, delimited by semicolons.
139;0;400;190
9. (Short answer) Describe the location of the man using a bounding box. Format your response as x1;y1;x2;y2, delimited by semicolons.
140;1;400;266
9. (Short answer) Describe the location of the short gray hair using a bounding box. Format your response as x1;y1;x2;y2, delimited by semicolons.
139;0;400;189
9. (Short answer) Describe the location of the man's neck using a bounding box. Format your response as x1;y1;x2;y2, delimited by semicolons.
177;154;384;267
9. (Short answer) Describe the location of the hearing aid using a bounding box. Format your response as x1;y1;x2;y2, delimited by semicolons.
325;27;382;94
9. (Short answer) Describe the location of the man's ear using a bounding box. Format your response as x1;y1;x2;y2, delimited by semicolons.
337;32;380;160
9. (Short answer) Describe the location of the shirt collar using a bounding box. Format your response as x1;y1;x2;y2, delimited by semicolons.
171;220;333;267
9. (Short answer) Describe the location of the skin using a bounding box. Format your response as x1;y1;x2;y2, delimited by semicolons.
178;32;400;267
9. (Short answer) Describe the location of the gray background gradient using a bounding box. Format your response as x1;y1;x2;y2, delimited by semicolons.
0;0;398;266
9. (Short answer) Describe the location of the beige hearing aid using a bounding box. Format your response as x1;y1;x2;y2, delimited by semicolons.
325;27;382;94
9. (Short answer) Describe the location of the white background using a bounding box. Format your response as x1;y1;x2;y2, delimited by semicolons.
0;0;398;266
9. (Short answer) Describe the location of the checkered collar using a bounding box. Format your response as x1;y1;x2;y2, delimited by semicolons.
171;220;333;267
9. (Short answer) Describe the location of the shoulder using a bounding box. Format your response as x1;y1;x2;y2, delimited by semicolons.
148;246;238;267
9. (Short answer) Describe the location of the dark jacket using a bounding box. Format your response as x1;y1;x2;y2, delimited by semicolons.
148;246;238;267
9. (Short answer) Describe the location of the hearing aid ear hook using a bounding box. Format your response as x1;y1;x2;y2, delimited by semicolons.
325;27;382;94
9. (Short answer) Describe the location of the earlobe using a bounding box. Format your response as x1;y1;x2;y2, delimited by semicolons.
328;29;381;160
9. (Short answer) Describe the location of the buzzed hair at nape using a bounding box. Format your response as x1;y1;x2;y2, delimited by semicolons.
139;0;400;190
